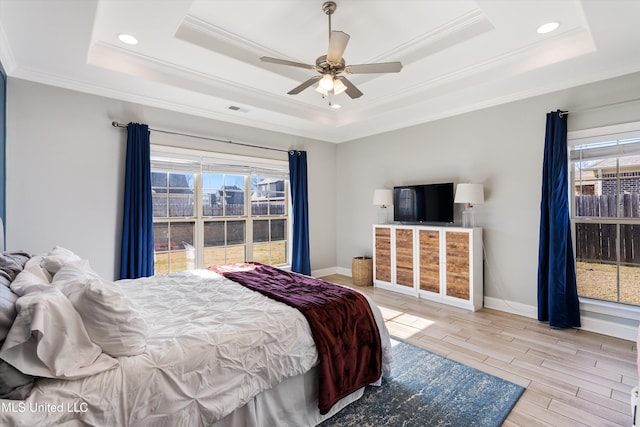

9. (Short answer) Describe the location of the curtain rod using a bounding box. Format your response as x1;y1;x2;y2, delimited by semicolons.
559;97;640;118
111;121;291;154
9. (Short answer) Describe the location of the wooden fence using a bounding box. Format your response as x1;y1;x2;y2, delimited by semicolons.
575;193;640;218
575;194;640;263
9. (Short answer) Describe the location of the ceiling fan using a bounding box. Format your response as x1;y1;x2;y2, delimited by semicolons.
260;1;403;99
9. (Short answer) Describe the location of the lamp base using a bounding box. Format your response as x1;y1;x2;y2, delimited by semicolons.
462;205;476;228
378;207;389;224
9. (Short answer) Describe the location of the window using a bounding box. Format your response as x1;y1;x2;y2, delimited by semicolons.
569;124;640;306
151;148;289;274
151;170;196;273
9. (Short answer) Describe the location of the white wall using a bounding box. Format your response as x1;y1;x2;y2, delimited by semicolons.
6;79;337;279
336;71;640;339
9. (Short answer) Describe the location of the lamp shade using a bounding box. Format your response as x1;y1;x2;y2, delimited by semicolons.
373;189;394;207
333;78;347;95
454;183;484;205
319;74;334;91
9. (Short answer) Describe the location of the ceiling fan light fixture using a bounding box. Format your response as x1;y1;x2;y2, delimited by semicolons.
332;78;347;95
319;74;335;91
315;85;329;97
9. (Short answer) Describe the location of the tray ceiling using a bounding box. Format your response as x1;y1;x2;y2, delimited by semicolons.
1;0;639;142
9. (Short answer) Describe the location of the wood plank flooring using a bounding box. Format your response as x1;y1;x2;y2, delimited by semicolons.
320;274;638;427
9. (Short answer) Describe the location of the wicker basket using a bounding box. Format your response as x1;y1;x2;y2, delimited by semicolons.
352;256;373;286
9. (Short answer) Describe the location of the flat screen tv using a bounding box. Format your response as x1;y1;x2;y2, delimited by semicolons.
393;182;454;224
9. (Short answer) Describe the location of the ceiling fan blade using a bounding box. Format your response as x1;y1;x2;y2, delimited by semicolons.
346;62;403;74
336;76;363;99
326;31;350;64
260;56;316;70
287;76;322;95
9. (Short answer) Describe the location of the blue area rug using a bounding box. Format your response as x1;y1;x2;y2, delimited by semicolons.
320;339;524;427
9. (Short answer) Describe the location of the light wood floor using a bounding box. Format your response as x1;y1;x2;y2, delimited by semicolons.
321;274;638;427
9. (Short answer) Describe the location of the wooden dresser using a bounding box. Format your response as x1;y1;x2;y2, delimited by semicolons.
373;224;483;311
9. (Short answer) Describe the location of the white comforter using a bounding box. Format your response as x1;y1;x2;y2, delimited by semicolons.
1;269;392;426
1;270;323;426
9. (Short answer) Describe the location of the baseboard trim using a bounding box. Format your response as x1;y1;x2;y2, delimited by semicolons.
336;266;351;277
579;317;638;341
484;296;637;341
483;296;538;319
312;266;338;278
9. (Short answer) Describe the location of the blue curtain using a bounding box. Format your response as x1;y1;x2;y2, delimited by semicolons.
0;60;6;247
288;150;311;275
120;123;154;279
537;111;580;328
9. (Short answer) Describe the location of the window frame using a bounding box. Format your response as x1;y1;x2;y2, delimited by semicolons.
568;121;640;308
150;145;291;273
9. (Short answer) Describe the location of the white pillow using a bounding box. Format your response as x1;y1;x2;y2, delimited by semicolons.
0;288;119;379
10;270;53;297
53;261;147;357
21;256;52;284
51;259;99;295
11;256;55;296
40;246;82;276
65;278;147;357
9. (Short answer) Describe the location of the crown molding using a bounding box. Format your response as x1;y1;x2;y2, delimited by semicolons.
369;8;492;64
10;64;337;142
87;41;337;124
0;20;16;74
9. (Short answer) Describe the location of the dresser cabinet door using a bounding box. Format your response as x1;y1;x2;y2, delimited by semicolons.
374;227;391;282
419;229;440;293
395;228;414;288
445;231;471;300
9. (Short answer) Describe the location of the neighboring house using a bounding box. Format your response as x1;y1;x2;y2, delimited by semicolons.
151;172;194;252
253;178;284;199
151;172;194;218
204;185;244;216
574;169;597;196
578;155;640;195
252;179;285;215
217;185;244;205
151;172;192;194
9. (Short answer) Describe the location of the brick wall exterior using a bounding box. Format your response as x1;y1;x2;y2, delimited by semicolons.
601;172;640;194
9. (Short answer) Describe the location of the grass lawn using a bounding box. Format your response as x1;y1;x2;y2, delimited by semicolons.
154;242;286;274
576;261;640;305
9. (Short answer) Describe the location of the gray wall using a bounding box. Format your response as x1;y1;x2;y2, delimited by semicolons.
6;79;336;279
336;71;640;325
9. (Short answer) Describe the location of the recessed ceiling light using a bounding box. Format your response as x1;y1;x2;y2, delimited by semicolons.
118;33;138;45
537;21;560;34
330;103;341;109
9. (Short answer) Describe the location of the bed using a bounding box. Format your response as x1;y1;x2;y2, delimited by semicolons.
0;248;392;426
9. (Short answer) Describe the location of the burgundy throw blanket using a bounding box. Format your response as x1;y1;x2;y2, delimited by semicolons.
208;263;382;415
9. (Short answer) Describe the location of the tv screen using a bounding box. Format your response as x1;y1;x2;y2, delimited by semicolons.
393;183;454;224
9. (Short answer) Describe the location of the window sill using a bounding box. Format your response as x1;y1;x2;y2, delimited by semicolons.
579;297;640;320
